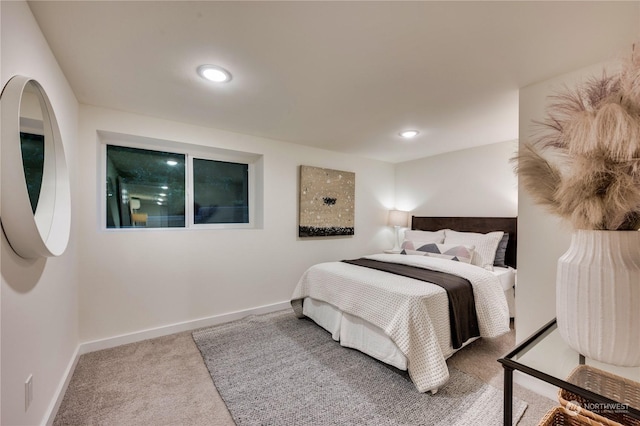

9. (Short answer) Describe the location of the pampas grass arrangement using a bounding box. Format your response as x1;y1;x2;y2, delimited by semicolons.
515;48;640;230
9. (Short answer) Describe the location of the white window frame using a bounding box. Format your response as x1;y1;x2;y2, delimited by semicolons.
188;154;255;230
99;130;261;231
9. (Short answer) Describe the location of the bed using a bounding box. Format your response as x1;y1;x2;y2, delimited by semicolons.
290;216;517;393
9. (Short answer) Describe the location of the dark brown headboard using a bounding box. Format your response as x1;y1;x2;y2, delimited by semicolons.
411;216;517;268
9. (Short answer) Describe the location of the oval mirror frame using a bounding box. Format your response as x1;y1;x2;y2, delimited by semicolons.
1;75;71;258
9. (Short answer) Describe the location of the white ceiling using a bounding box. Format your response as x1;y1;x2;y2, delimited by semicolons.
28;1;639;163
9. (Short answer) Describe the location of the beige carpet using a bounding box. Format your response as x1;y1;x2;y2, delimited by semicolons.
54;316;555;425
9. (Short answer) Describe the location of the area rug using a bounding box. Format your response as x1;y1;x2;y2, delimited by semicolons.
193;310;527;425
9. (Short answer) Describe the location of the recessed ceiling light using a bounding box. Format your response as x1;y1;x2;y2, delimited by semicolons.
166;160;178;166
161;185;169;190
400;130;419;138
197;64;232;83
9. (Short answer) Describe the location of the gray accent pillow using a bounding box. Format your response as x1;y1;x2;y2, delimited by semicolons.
493;233;509;267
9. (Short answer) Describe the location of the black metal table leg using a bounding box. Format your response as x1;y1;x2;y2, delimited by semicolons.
503;365;513;425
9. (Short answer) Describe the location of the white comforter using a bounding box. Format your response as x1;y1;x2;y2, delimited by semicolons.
290;253;510;393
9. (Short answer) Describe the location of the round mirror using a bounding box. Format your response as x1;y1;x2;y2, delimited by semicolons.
1;76;71;258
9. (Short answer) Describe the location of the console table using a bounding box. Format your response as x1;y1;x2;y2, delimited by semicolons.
498;319;640;425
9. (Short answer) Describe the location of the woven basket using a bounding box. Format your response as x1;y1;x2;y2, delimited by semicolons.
538;406;608;426
558;365;640;426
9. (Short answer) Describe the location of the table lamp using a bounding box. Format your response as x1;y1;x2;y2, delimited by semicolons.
388;210;408;252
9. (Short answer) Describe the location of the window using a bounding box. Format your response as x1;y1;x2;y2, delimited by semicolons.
106;145;186;228
103;134;261;230
193;159;249;224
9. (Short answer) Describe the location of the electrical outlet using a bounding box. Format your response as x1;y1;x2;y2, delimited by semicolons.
25;375;33;411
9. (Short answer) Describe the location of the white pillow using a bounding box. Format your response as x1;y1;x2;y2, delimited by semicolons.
403;229;445;244
444;229;504;271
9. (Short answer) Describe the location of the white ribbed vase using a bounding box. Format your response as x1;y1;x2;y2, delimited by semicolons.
556;230;640;367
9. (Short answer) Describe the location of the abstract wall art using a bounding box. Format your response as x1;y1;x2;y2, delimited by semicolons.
299;165;355;237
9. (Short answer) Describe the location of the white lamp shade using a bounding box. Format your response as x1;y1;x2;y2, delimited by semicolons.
130;199;141;210
388;210;408;227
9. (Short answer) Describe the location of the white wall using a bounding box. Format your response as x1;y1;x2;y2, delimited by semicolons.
515;61;617;343
394;140;518;217
1;1;79;425
1;3;4;423
77;105;395;343
6;3;628;422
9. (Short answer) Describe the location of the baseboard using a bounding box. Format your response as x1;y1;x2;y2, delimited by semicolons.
45;300;290;424
513;370;559;401
78;300;291;355
44;345;81;426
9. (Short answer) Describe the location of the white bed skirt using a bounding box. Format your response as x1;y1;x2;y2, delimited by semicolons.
303;297;409;370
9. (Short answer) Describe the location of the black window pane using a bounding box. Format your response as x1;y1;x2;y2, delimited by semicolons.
106;145;185;228
193;158;249;224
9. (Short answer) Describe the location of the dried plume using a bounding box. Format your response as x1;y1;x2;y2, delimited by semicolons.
514;46;640;230
512;143;562;213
